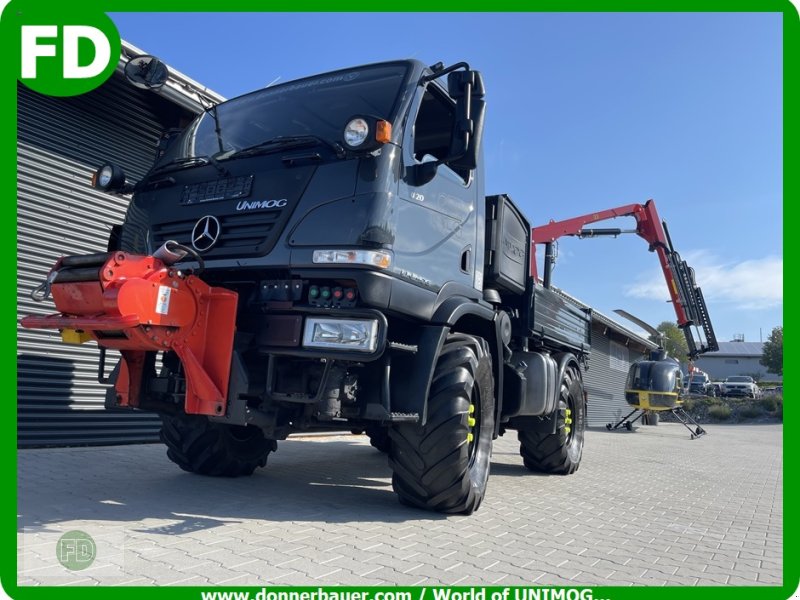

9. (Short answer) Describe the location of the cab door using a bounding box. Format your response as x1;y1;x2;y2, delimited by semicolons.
394;82;481;294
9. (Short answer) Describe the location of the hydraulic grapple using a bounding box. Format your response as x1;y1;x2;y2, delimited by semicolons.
21;250;238;416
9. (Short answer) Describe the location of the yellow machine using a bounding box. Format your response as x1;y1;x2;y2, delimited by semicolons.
607;348;706;439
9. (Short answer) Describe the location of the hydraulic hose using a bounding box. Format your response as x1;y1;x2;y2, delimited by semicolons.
165;241;205;276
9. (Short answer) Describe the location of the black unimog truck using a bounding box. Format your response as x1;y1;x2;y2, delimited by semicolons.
27;59;713;514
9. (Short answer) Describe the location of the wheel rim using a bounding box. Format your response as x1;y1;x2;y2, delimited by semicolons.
562;385;574;443
467;387;480;468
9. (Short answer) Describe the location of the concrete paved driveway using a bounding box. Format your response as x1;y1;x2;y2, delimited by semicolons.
18;422;782;587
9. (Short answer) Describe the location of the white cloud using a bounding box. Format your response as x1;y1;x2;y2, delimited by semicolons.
625;251;782;310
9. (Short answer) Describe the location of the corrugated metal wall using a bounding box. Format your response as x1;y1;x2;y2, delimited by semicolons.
584;321;650;427
17;74;190;447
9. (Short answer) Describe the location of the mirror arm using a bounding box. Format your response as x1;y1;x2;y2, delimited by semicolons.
421;62;470;83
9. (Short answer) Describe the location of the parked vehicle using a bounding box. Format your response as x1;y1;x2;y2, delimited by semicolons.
721;376;760;398
22;58;718;514
688;372;713;396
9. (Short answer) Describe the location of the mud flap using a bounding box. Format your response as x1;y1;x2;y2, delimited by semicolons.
389;325;449;425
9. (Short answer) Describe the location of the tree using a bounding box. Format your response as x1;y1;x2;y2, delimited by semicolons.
651;321;689;360
760;326;783;376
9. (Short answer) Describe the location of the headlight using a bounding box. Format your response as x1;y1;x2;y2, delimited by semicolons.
341;116;392;152
312;249;392;269
303;318;379;352
344;118;369;147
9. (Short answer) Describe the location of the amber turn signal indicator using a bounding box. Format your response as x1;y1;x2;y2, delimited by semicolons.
376;120;392;144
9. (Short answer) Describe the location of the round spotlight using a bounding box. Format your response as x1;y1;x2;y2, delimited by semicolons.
92;163;126;192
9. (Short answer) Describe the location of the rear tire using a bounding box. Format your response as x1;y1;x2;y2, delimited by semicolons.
518;362;586;474
389;333;495;514
160;413;276;477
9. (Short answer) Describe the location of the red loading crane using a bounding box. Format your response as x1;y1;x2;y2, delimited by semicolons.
530;199;718;360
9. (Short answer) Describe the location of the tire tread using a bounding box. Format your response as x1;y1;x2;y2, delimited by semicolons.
160;414;276;477
389;333;494;514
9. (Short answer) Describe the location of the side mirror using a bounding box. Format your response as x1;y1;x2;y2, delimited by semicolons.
124;55;169;90
446;70;486;172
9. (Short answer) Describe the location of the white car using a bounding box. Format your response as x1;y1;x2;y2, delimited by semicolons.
721;376;760;398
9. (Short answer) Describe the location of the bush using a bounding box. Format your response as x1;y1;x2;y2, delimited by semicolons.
708;405;732;420
759;396;777;412
739;406;763;419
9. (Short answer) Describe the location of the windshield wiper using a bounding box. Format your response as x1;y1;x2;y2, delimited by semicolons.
150;154;231;177
219;135;345;161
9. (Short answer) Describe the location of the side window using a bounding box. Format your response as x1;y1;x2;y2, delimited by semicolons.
413;86;470;184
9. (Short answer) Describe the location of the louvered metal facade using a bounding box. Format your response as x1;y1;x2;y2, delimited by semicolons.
583;316;655;428
17;70;202;447
551;288;658;427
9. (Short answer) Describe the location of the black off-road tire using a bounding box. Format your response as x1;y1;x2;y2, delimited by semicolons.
160;413;276;477
389;333;495;515
518;362;586;474
365;424;391;453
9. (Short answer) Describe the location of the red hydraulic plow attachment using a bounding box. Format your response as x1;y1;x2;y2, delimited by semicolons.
21;251;238;416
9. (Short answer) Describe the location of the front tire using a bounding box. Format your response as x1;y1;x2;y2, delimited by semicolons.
160;414;276;477
518;362;586;474
389;333;495;514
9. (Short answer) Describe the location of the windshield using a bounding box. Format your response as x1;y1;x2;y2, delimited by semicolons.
690;375;706;382
155;63;410;169
727;376;753;383
627;360;682;394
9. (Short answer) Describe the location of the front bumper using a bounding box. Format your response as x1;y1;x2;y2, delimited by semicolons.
723;388;755;397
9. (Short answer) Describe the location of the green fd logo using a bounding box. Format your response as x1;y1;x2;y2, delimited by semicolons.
11;7;121;96
22;26;111;79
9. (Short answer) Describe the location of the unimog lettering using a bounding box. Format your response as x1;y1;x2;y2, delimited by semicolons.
236;199;288;211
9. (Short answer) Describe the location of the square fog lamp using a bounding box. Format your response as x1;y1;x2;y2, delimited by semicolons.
303;318;379;352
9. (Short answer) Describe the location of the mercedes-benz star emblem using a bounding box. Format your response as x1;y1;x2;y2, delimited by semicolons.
191;215;221;252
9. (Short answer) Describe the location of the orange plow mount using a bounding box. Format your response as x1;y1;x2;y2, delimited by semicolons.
21;251;238;416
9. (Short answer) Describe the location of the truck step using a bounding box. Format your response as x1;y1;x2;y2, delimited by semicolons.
388;412;419;423
388;342;418;353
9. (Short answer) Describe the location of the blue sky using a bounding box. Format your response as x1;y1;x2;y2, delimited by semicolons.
110;12;783;344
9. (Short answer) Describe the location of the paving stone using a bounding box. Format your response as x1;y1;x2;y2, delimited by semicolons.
17;423;782;587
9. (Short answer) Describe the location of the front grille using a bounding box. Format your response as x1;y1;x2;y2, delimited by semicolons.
152;210;283;258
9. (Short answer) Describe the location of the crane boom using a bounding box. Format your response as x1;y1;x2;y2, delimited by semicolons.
530;199;719;359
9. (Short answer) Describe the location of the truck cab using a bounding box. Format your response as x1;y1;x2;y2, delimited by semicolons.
120;60;486;318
